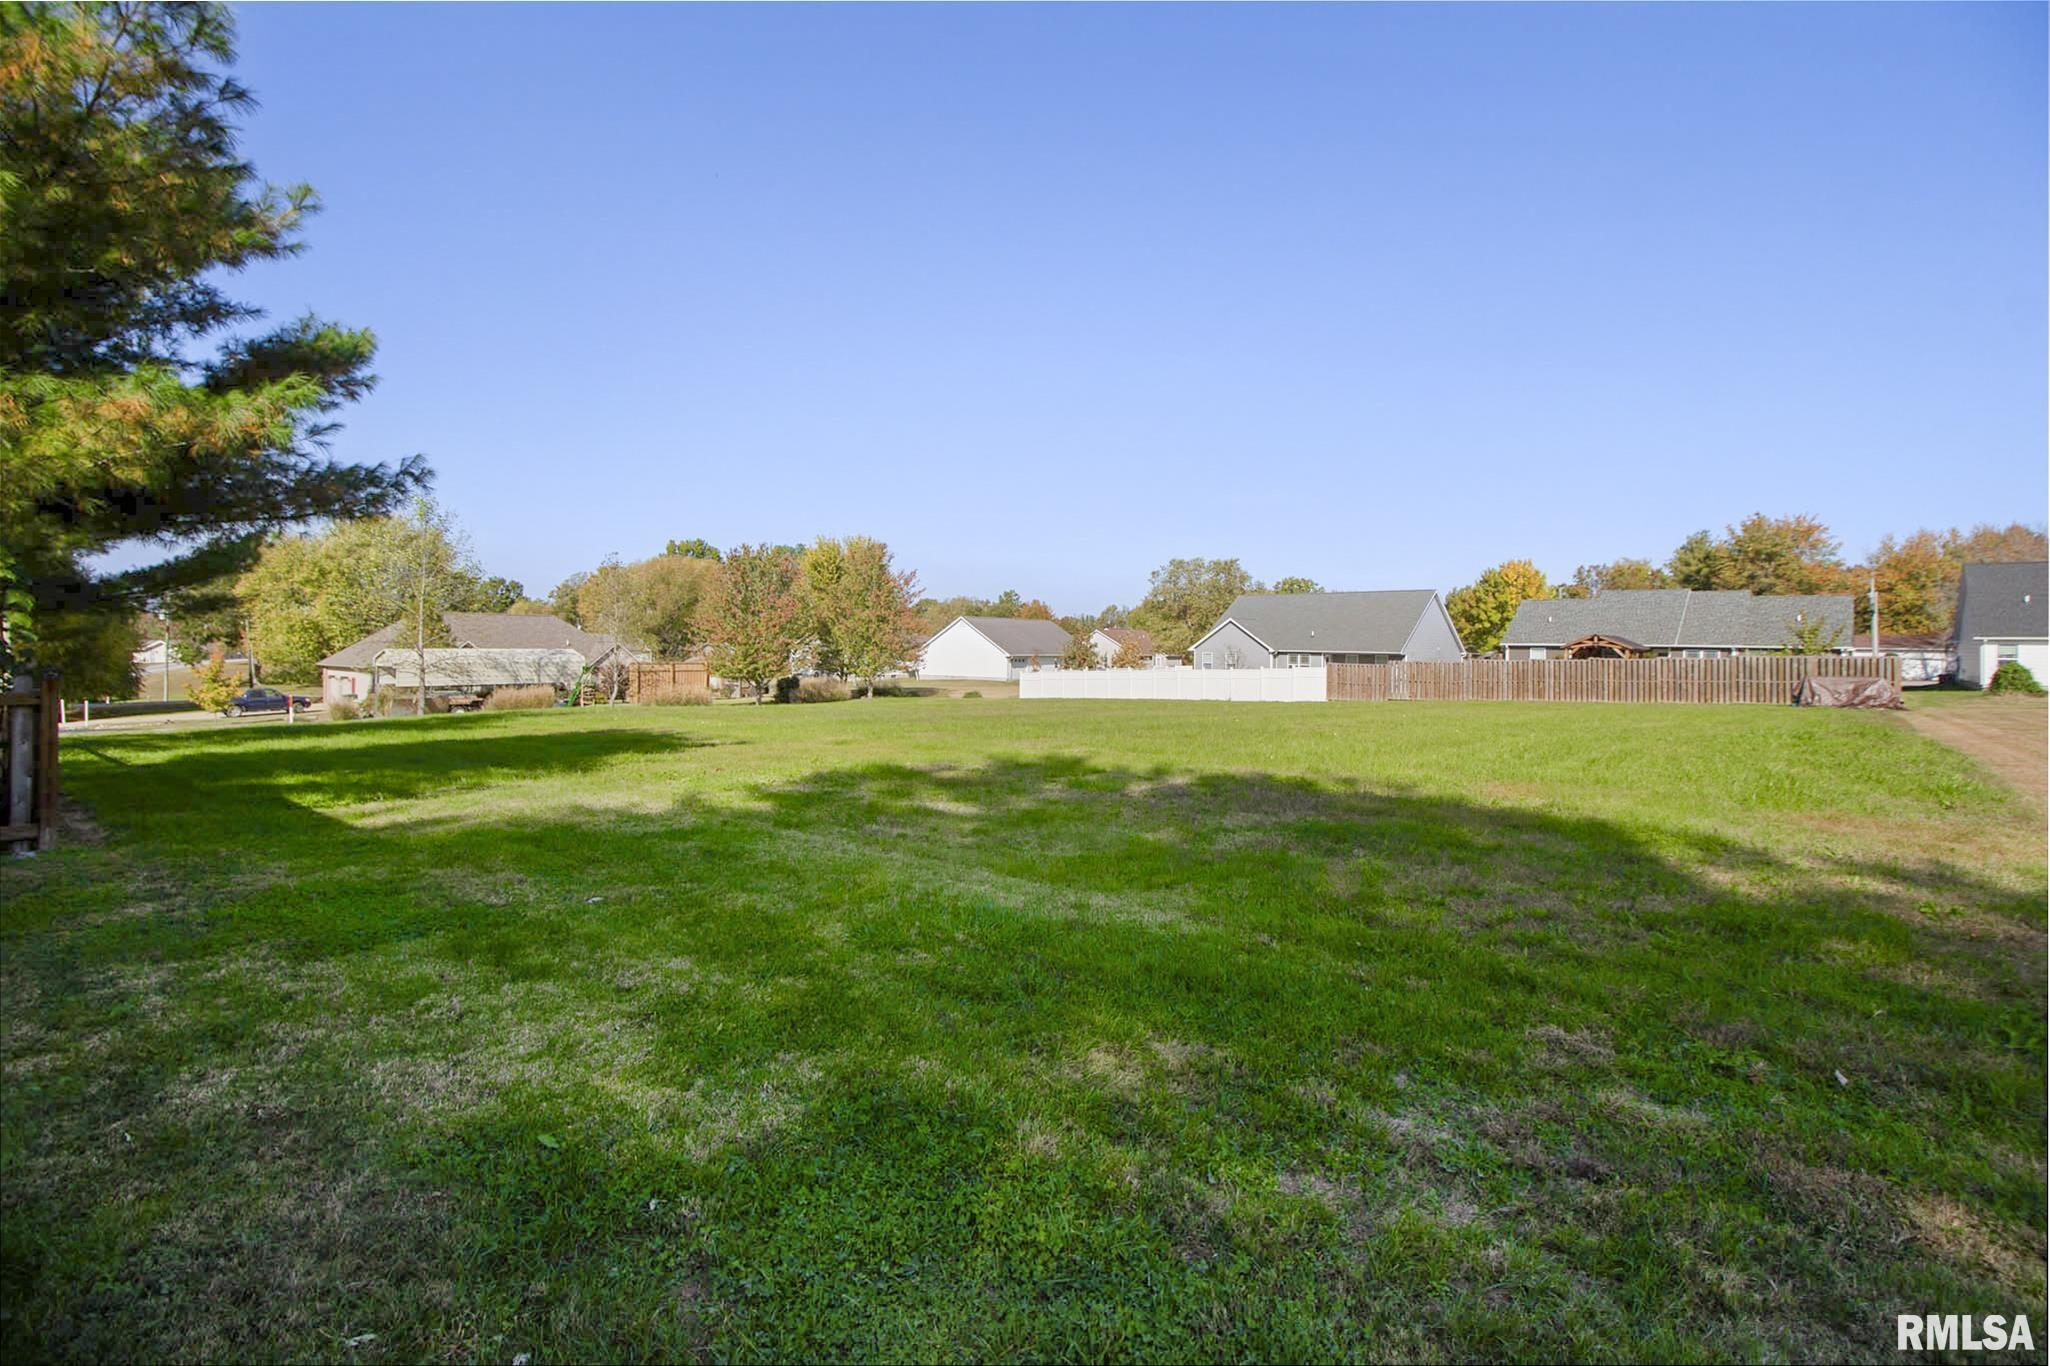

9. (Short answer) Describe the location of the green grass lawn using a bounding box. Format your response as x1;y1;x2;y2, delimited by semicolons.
3;699;2044;1362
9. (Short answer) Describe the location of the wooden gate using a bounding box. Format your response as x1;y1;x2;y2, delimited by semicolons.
3;673;60;853
626;660;712;703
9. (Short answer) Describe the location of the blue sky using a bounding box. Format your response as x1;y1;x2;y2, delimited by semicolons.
221;2;2045;612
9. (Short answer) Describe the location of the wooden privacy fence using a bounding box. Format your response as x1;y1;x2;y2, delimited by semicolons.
626;659;711;703
2;673;60;853
1328;655;1901;705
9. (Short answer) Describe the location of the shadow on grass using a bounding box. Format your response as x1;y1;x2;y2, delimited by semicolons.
65;715;703;811
6;728;2045;1362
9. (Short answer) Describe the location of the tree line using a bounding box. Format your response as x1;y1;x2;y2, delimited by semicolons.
1444;515;2048;655
535;536;924;700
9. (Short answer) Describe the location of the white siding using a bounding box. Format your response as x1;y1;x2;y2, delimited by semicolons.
917;620;1014;681
1021;667;1327;703
1967;639;2049;688
322;669;372;704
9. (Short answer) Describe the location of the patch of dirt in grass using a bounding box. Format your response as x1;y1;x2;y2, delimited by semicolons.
56;795;107;846
1015;1115;1065;1159
676;1053;822;1162
1904;1193;2048;1296
1899;697;2048;809
1080;1046;1147;1098
1754;1151;1905;1250
1525;1024;1615;1069
1073;1037;1226;1103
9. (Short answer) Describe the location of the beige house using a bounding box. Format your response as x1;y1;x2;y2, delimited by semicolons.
318;612;642;705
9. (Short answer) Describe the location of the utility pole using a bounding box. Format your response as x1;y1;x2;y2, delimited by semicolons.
415;530;429;719
1868;574;1880;657
162;599;172;702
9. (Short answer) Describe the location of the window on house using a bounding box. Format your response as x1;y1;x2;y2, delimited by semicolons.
1998;644;2019;664
1529;647;1547;660
1199;651;1214;669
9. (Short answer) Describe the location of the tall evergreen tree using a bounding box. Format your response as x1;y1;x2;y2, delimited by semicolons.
0;3;424;681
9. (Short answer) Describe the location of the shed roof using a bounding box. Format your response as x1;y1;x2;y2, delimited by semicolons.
1201;590;1442;655
1954;562;2048;641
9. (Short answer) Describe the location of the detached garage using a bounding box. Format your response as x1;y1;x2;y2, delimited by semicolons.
917;616;1076;681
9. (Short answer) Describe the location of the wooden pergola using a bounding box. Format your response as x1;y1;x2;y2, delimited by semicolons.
1559;633;1650;659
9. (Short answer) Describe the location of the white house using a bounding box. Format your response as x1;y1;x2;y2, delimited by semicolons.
917;616;1075;681
1850;633;1955;687
1089;627;1177;669
1952;562;2047;688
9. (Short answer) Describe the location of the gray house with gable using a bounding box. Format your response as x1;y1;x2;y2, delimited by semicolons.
1501;589;1854;659
1189;590;1465;669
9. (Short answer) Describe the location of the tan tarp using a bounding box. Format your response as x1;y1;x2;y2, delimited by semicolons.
1791;676;1903;709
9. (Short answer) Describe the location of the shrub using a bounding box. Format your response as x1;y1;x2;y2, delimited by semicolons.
648;686;712;706
484;685;557;711
772;675;801;704
187;658;237;714
796;676;849;703
962;690;982;699
1986;661;2046;696
328;698;359;721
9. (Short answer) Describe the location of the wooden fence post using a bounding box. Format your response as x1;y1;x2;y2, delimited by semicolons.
36;673;58;851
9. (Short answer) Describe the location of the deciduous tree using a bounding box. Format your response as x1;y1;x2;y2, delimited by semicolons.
1667;515;1846;595
1446;560;1549;656
578;554;716;659
1060;629;1100;670
1561;559;1669;598
1128;558;1258;655
372;498;477;716
699;545;805;703
664;537;721;560
546;573;589;625
187;656;237;714
1269;577;1323;595
815;537;922;696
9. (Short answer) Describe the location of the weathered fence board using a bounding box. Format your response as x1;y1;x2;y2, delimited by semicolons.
2;673;60;853
1328;655;1900;705
626;660;712;703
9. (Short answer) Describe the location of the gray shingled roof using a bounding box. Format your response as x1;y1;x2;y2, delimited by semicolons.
370;648;588;689
1955;562;2048;641
1505;589;1854;650
960;616;1075;657
319;613;635;670
1205;590;1442;654
317;621;404;670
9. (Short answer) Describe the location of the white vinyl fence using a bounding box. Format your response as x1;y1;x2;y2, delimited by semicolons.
1019;666;1327;703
